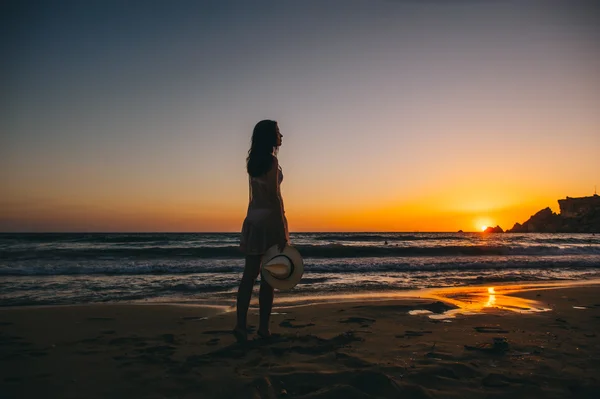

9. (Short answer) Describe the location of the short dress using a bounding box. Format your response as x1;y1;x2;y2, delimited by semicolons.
240;161;289;255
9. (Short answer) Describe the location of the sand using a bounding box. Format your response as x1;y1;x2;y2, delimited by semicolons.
1;282;599;398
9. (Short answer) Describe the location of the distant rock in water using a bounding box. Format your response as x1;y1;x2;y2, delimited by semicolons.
483;225;504;233
508;194;600;233
457;230;464;233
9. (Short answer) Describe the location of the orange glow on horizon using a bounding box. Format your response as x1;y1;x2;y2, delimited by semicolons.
0;197;560;233
0;183;584;232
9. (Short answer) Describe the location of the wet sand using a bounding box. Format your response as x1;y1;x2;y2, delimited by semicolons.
1;282;599;398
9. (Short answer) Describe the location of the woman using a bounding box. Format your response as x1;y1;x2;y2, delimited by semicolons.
234;119;289;342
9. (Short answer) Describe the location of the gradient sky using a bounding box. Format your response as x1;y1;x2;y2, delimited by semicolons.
2;0;599;232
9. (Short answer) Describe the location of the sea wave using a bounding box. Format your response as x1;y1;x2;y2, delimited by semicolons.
1;256;599;276
2;243;600;261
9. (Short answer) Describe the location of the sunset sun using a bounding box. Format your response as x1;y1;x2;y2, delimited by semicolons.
475;218;494;232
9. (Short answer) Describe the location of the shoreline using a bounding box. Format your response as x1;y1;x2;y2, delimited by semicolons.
3;277;600;311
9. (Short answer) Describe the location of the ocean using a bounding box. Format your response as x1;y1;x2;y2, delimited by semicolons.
1;232;599;306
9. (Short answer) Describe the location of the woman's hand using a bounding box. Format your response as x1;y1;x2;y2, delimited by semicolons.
277;238;287;252
271;216;287;252
277;229;288;252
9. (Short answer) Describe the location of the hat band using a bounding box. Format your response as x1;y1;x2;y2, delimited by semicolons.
269;254;294;280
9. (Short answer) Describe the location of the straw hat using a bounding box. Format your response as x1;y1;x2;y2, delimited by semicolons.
261;245;304;291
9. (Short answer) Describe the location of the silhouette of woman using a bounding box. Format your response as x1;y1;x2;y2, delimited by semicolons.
234;120;289;342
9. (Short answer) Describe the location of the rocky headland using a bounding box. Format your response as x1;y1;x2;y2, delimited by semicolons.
508;194;600;233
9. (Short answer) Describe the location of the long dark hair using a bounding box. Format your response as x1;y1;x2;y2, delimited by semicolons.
246;120;278;177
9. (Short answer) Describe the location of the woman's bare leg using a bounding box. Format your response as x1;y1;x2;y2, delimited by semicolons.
234;255;261;340
258;279;274;336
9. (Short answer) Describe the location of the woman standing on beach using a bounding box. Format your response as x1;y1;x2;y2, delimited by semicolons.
234;120;289;342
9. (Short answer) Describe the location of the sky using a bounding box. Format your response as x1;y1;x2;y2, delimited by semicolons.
1;0;599;232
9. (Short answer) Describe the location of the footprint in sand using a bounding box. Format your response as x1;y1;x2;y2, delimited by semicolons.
202;326;256;335
108;336;145;346
396;330;432;338
27;351;48;357
279;319;316;328
474;326;509;333
136;345;175;355
80;337;102;344
482;373;528;387
339;317;375;328
202;330;231;335
425;351;454;360
160;333;176;344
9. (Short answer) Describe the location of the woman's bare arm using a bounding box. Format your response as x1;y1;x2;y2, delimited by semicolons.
267;157;287;248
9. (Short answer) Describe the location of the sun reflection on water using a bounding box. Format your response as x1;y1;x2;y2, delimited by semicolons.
421;285;551;319
273;281;590;315
485;293;496;308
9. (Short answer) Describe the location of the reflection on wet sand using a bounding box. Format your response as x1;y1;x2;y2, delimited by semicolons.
256;280;598;316
419;285;552;319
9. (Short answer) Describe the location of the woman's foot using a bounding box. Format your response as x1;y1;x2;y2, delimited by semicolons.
257;328;272;339
232;326;248;343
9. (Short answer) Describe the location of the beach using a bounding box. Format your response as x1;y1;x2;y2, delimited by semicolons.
2;281;599;398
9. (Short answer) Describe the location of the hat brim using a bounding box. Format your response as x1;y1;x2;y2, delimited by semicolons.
261;245;304;291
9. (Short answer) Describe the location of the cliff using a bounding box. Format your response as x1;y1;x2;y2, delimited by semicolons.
508;195;600;233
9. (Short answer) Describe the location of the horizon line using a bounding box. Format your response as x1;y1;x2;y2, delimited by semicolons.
0;230;520;234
